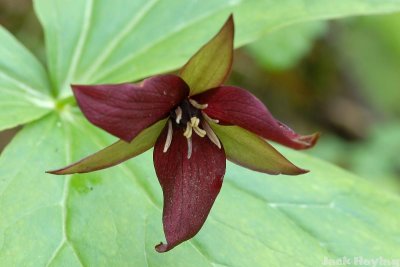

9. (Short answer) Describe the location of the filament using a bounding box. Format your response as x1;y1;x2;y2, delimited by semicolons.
163;120;173;153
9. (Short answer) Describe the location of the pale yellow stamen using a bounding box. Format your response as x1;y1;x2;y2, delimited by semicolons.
185;117;207;139
183;122;192;138
163;120;173;153
192;126;206;137
175;106;182;124
202;120;221;149
189;99;208;110
190;117;200;127
202;111;219;124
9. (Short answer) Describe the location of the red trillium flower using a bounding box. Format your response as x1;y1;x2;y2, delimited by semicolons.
48;15;319;252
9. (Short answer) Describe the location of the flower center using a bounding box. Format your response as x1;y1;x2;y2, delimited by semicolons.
170;99;207;139
163;98;221;159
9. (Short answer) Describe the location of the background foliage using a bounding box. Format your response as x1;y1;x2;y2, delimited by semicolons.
1;0;400;266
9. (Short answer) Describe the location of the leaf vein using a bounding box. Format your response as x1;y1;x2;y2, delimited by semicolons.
80;0;160;82
91;4;239;82
60;0;94;95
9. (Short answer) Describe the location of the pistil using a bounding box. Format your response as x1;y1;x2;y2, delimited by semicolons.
175;106;182;124
164;98;221;158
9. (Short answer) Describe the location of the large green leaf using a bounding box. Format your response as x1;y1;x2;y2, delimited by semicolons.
0;112;399;266
0;27;54;131
34;0;400;97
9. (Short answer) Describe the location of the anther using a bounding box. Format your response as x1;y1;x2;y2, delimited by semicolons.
190;117;200;127
187;137;193;159
183;122;192;138
202;120;221;149
189;99;208;110
193;126;206;137
163;120;173;153
202;111;219;124
175;106;182;124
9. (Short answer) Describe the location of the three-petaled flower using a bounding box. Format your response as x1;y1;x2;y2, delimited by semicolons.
49;15;319;252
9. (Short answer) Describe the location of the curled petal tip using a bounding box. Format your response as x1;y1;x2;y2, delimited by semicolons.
155;242;170;253
194;86;321;150
296;132;320;149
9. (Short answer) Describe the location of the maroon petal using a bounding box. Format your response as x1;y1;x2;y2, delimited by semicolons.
194;86;319;150
72;74;189;142
153;125;226;252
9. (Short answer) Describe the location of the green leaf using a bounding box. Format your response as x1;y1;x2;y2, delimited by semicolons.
246;21;327;71
180;16;234;95
211;123;306;175
3;1;400;265
1;112;399;266
0;27;54;131
33;0;400;97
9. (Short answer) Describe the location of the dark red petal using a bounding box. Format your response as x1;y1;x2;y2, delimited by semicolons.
72;74;189;142
194;86;319;150
153;125;226;252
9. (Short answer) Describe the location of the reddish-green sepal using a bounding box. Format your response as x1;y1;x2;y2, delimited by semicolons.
179;15;234;96
210;123;308;175
47;119;166;175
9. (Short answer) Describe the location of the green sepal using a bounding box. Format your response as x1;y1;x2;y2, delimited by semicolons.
48;119;166;174
211;123;307;175
179;15;234;95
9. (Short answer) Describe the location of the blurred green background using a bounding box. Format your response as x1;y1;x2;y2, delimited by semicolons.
1;1;399;193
